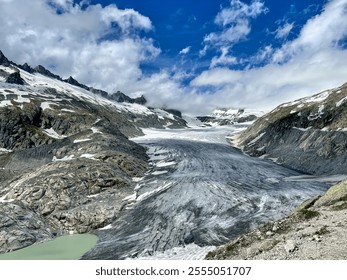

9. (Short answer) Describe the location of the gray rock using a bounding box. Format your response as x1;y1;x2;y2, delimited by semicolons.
284;240;298;253
5;71;25;85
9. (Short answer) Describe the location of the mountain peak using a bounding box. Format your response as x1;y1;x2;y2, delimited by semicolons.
64;76;90;91
34;65;62;80
0;50;10;66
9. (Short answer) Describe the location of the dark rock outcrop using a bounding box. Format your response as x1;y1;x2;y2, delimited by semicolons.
34;65;62;80
19;63;35;73
110;91;147;105
0;50;10;66
5;71;25;85
63;76;90;91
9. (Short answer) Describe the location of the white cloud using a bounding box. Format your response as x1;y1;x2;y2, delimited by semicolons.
1;0;347;117
275;22;294;39
191;0;347;113
179;46;191;55
210;47;237;68
203;0;267;46
0;0;158;93
190;68;242;87
272;0;347;63
202;0;267;69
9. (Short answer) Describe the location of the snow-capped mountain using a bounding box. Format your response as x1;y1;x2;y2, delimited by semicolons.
237;82;347;175
0;50;186;253
197;108;264;126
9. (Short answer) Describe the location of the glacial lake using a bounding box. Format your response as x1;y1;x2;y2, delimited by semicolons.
0;234;98;260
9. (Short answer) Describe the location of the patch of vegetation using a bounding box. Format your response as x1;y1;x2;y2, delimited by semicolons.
331;202;347;211
298;209;320;220
315;226;330;235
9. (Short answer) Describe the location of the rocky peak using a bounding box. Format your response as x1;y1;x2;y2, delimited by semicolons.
34;65;62;80
0;50;10;66
5;71;25;85
133;95;147;105
64;76;89;91
109;91;147;105
20;63;35;73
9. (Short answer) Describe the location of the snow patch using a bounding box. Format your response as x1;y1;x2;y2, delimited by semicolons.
40;101;56;111
304;90;330;103
247;132;266;146
293;126;312;131
156;161;176;168
0;195;15;204
0;100;12;107
91;127;103;134
61;108;75;113
98;224;113;231
52;155;75;162
73;138;91;143
0;148;12;153
43;128;65;139
132;177;144;182
152;170;168;176
336;97;347;107
87;194;100;198
80;153;98;160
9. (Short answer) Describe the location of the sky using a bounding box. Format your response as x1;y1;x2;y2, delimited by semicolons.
1;0;347;115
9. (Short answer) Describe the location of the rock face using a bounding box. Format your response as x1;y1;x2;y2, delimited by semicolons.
5;71;24;85
0;50;10;66
34;65;63;80
110;91;147;105
206;180;347;260
0;50;187;253
236;83;347;175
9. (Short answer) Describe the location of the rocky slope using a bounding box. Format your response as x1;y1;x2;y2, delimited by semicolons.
207;84;347;260
235;83;347;175
206;179;347;260
0;51;186;253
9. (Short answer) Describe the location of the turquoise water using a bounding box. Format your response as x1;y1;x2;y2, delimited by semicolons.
0;234;98;260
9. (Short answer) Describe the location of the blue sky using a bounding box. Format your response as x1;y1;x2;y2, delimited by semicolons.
1;0;347;114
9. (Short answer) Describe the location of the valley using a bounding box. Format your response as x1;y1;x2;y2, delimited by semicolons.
82;126;330;259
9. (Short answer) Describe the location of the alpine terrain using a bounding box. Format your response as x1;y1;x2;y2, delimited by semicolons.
0;50;346;260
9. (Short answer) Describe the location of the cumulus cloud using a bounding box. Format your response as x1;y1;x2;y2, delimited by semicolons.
191;0;347;112
202;0;267;69
0;0;158;93
203;1;267;46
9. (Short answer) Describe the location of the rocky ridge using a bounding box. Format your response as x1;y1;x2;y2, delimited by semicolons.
206;179;347;260
235;83;347;175
0;51;186;253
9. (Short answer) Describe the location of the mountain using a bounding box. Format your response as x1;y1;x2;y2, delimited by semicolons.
206;179;347;260
197;108;263;126
206;84;347;260
235;83;347;175
0;51;186;253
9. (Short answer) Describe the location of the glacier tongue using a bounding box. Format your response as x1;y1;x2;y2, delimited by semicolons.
83;125;329;260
